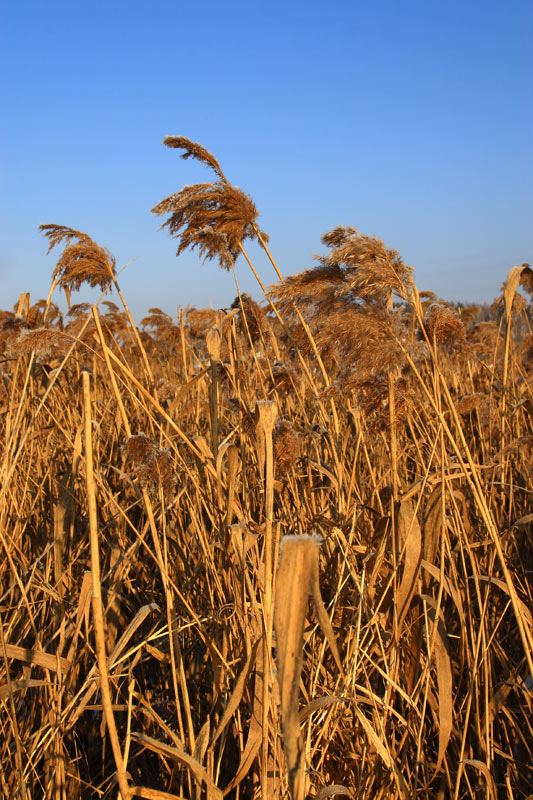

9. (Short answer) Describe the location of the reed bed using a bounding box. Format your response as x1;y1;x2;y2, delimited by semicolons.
0;139;532;799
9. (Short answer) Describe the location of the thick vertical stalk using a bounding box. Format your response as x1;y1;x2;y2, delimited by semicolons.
82;371;131;800
256;400;278;799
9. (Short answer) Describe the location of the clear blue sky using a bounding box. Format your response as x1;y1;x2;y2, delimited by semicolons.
2;0;532;319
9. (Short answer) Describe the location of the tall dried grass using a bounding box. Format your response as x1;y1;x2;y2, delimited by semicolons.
0;138;531;800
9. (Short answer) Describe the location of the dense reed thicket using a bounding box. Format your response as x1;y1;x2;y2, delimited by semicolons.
0;139;532;800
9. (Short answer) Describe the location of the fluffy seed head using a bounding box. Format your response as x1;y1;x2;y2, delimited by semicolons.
423;303;466;349
122;433;175;498
273;419;302;471
39;224;116;292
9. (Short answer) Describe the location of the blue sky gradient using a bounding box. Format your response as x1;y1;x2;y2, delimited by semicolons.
2;0;532;319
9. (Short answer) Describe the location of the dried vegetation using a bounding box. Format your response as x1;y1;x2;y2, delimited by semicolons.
0;139;532;800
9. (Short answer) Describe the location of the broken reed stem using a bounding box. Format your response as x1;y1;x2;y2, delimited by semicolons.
82;371;131;800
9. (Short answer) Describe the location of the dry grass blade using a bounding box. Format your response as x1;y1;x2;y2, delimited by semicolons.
314;786;354;800
396;498;422;633
460;760;497;800
131;732;223;800
425;602;454;776
2;645;71;674
476;576;533;630
131;787;188;800
352;706;409;797
309;553;345;680
211;637;261;745
298;696;347;723
193;719;210;765
0;679;50;701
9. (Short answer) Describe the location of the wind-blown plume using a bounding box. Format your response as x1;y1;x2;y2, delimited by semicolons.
270;226;413;313
152;137;269;271
162;135;225;179
39;224;116;292
151;182;269;271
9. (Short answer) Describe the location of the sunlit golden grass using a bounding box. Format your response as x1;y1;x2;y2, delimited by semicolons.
0;138;532;799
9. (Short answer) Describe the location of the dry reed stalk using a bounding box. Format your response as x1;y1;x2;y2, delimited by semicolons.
256;400;278;797
400;343;533;679
82;371;131;800
206;325;222;455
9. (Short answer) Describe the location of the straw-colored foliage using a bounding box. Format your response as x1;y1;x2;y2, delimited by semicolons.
0;138;531;800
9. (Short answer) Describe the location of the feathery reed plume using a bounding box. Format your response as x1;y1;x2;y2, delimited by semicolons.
458;304;482;329
162;135;225;179
320;225;414;305
455;393;487;416
67;302;93;317
141;308;180;346
39;224;116;292
6;328;72;362
349;373;417;436
519;263;533;303
23;299;63;328
522;334;533;371
151;182;269;271
422;303;466;349
318;306;411;375
273;419;302;471
185;307;222;339
231;293;267;343
269;227;414;371
491;265;531;320
270;360;299;393
268;262;345;315
467;320;501;360
122;433;175;498
0;314;26;354
151;182;268;270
